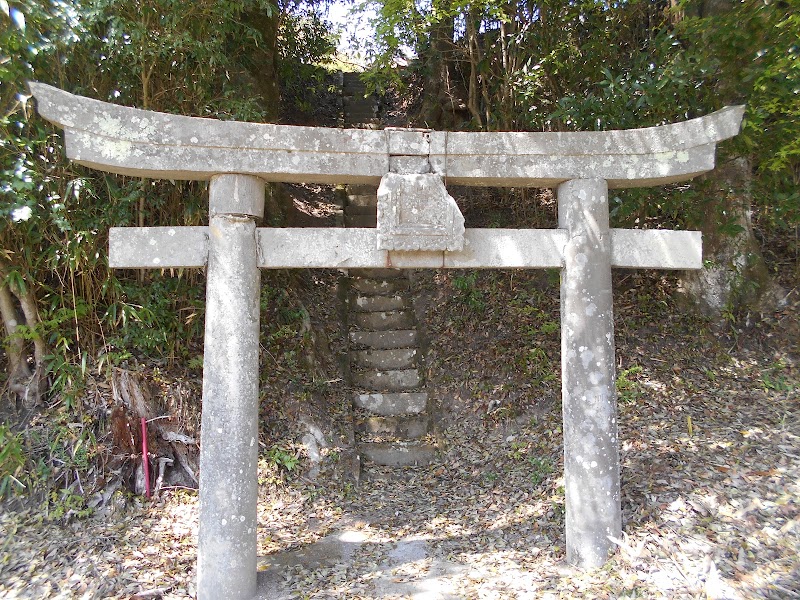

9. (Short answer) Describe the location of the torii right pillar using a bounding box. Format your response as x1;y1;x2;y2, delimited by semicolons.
558;178;620;567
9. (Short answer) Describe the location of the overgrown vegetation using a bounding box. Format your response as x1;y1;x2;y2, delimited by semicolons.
1;0;798;527
364;0;799;313
0;0;338;512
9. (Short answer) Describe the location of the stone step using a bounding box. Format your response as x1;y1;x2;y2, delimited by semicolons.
347;194;377;207
345;107;376;117
343;92;371;102
342;72;366;82
349;329;417;349
351;268;406;280
345;214;377;228
352;368;422;391
343;85;369;95
356;414;431;439
342;83;368;95
352;348;418;370
342;90;370;99
347;184;379;196
350;278;410;295
359;442;436;466
350;294;408;312
344;205;376;216
354;392;428;416
351;310;415;331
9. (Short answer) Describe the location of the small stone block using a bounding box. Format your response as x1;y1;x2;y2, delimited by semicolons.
349;330;417;349
359;442;436;466
352;368;422;391
389;156;431;174
349;278;410;295
348;194;378;207
351;310;416;331
353;348;417;370
347;184;379;196
345;214;377;228
358;414;431;439
386;128;431;156
387;251;444;269
376;173;465;252
209;174;265;218
354;392;428;415
345;205;377;216
350;294;408;313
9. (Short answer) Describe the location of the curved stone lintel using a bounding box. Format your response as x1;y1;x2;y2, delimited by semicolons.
30;82;743;188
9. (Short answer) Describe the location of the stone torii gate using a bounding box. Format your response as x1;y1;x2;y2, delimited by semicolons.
31;82;743;599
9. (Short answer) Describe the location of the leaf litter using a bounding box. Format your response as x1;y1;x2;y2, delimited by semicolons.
0;270;798;599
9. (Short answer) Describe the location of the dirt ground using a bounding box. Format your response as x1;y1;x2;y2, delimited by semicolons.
1;268;798;599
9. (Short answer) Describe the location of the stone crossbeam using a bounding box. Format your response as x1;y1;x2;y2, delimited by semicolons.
31;82;743;188
109;227;701;270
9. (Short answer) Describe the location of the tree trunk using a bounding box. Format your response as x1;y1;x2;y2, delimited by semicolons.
0;262;46;409
417;17;468;129
243;10;281;122
0;283;31;394
678;0;781;319
681;157;783;318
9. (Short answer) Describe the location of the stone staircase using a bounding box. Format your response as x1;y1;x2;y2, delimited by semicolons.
342;72;377;127
343;184;436;467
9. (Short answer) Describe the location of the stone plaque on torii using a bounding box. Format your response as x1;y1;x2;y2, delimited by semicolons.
31;82;743;600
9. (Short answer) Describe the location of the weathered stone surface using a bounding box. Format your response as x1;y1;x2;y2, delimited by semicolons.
353;348;418;370
377;173;465;252
386;128;431;156
30;83;388;184
352;310;415;331
558;178;621;569
210;173;265;218
198;175;264;600
352;369;421;391
109;226;207;268
429;107;746;188
444;229;566;269
354;392;428;416
359;442;436;466
357;414;431;439
350;277;410;295
611;229;702;269
32;83;743;187
350;294;409;312
342;72;368;93
389;156;431;174
258;228;566;270
349;330;417;349
115;227;701;271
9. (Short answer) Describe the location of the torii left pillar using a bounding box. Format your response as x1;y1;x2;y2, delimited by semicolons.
197;174;264;600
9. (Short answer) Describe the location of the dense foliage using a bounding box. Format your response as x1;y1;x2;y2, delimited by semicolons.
364;0;798;227
0;0;336;502
0;0;336;400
